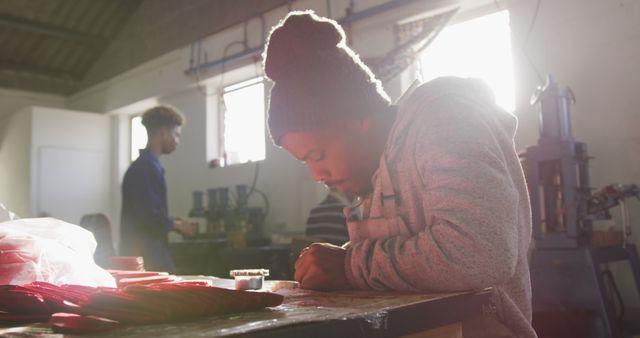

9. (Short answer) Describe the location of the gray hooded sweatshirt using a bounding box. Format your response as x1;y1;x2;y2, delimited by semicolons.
344;77;536;337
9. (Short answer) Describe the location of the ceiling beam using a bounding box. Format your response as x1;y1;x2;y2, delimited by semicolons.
0;74;76;96
0;61;80;81
0;14;106;45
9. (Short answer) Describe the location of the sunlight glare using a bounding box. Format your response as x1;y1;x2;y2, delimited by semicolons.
223;80;266;165
420;10;515;112
130;116;148;162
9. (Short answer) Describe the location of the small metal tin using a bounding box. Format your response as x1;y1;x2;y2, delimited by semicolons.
229;269;269;290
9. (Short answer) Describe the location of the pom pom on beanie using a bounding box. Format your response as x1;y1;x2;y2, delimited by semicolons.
264;12;344;83
263;10;390;145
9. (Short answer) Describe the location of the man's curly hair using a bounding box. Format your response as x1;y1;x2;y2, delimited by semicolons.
141;105;185;135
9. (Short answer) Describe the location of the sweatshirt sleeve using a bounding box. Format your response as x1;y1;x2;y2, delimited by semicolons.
344;94;521;292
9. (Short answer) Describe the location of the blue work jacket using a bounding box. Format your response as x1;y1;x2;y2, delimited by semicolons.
120;148;175;273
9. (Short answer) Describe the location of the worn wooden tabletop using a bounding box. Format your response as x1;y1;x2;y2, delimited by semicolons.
0;278;491;338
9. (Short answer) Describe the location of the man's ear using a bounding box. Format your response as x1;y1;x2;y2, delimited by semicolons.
157;126;169;138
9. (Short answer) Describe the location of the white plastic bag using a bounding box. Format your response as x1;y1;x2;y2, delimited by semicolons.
0;217;116;287
0;203;18;222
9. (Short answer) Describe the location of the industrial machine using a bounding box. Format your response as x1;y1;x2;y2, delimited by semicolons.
189;185;267;244
522;75;640;337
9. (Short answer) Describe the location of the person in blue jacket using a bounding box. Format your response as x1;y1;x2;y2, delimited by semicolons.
120;105;195;273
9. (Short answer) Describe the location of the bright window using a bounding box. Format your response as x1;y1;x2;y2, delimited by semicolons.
220;77;266;166
130;116;147;162
419;10;515;112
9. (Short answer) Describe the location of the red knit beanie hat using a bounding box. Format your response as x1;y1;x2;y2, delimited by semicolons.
263;10;391;145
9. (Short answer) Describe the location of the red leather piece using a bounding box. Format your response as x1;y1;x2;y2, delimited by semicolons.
0;281;284;332
50;312;119;333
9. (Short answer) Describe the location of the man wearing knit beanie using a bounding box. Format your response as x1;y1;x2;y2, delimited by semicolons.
263;10;536;338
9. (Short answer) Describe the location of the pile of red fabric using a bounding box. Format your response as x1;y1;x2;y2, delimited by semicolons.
0;279;284;333
108;270;177;287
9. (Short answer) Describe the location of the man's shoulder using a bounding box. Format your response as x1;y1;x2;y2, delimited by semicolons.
394;77;505;129
126;156;147;172
404;77;495;107
124;155;161;180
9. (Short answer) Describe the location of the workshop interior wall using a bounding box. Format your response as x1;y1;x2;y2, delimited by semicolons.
29;107;112;224
66;0;456;237
507;0;640;305
0;91;65;219
0;108;32;217
0;88;65;121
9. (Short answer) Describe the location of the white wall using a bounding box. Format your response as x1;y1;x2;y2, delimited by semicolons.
30;107;111;157
0;88;65;121
0;108;32;217
29;107;112;223
0;88;65;218
0;106;112;223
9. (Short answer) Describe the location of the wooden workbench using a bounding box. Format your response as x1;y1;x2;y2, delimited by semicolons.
0;279;491;338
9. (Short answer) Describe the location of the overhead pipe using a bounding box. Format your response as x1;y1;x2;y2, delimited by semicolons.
185;0;443;77
185;46;263;77
339;0;429;25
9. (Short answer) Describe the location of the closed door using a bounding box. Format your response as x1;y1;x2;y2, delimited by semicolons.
37;146;109;224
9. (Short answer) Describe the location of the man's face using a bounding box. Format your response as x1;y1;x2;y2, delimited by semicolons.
161;125;181;154
280;121;379;199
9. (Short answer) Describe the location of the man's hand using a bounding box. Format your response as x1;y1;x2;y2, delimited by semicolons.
294;242;351;291
173;219;197;236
